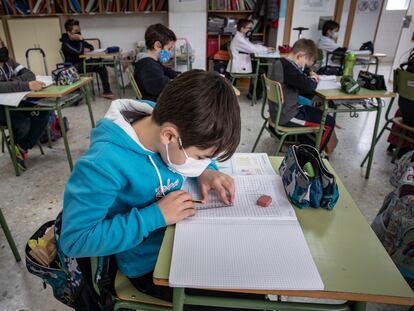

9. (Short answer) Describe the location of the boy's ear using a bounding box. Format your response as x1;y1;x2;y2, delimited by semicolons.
159;124;179;145
153;41;162;51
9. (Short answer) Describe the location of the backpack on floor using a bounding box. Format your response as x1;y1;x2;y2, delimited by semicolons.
39;112;69;143
372;151;414;279
26;213;116;310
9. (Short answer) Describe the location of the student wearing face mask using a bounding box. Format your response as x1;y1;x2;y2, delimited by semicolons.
134;24;180;102
60;18;114;99
317;20;343;67
268;39;337;155
227;19;274;101
55;71;265;309
0;38;49;170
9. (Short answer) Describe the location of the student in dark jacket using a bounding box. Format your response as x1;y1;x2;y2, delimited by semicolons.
0;38;49;170
268;39;337;154
134;24;180;102
60;19;114;99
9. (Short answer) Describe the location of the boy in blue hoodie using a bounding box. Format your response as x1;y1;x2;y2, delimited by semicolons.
58;70;248;308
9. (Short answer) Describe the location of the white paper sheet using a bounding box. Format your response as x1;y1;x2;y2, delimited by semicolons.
217;153;276;176
0;92;29;107
36;75;54;88
316;80;341;91
254;51;281;59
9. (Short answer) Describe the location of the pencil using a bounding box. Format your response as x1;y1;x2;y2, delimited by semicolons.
192;199;205;204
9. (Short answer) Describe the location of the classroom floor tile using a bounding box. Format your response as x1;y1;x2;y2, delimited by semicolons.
0;64;411;311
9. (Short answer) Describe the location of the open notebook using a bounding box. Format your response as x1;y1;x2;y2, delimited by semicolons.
169;153;324;291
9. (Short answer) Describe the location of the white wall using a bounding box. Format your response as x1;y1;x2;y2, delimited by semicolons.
375;0;407;61
290;0;336;45
74;14;168;52
168;0;206;70
392;0;414;73
347;0;383;50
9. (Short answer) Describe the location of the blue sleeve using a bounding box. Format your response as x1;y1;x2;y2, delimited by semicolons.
60;157;166;257
207;160;219;171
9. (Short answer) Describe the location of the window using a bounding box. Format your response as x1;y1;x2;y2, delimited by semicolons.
386;0;410;11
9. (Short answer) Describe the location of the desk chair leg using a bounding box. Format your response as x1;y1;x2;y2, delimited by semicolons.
37;142;44;155
4;107;20;176
56;104;73;171
252;121;267;152
172;288;185;311
360;120;391;167
364;98;382;179
113;60;122;98
315;100;328;149
0;208;21;262
275;134;287;156
230;77;236;86
1;128;5;153
252;76;258;106
83;85;96;128
46;127;53;148
392;128;407;163
118;59;125;95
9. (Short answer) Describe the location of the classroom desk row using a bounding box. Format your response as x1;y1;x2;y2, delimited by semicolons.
153;157;414;311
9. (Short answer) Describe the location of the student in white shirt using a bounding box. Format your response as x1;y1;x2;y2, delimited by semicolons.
317;20;341;66
226;19;273;100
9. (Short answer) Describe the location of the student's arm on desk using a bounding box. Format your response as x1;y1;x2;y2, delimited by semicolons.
59;155;166;257
284;62;318;94
163;65;180;79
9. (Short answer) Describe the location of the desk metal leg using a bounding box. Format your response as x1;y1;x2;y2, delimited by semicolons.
172;288;185;311
350;301;366;311
117;58;125;95
83;84;95;128
113;59;122;98
315;100;329;149
252;59;260;106
364;98;382;179
56;101;73;171
0;208;21;262
4;106;20;176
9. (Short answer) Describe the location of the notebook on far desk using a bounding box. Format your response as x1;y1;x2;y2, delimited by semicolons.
170;153;324;291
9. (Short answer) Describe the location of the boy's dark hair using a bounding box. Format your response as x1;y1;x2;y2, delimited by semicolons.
65;19;80;32
322;20;339;36
291;39;318;61
145;23;177;50
237;19;253;31
154;70;241;161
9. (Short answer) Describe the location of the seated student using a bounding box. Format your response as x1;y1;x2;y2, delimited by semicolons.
317;20;345;68
226;19;274;100
60;19;114;99
0;38;49;170
134;24;180;102
268;39;337;155
56;70;263;309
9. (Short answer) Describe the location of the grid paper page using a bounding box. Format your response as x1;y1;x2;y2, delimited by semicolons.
184;175;296;220
170;219;324;290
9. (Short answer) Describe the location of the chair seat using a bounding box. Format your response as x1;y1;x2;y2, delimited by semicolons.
229;72;257;78
268;118;320;133
114;270;172;307
393;117;414;132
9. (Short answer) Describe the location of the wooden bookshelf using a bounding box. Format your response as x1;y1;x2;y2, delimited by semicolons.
206;0;267;69
0;0;168;16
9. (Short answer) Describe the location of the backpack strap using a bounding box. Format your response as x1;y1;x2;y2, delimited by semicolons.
96;256;115;311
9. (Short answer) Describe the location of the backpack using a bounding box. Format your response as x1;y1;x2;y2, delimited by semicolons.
372;151;414;279
26;213;116;310
397;48;414;126
39;112;69;144
360;41;374;54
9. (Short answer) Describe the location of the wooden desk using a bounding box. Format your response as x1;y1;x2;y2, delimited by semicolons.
315;87;396;179
80;51;124;97
153;157;414;311
4;77;94;175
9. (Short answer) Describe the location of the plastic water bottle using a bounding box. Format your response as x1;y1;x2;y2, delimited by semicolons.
343;52;356;77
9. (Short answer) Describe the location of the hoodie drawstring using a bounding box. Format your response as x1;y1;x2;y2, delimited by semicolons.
148;155;165;197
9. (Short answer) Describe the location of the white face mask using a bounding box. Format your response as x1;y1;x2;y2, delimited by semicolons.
165;138;211;177
331;32;338;40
